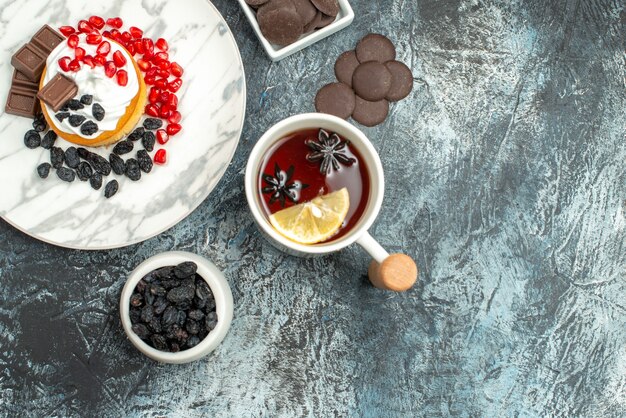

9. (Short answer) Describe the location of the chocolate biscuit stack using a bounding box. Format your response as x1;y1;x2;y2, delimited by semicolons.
245;0;340;46
315;34;414;127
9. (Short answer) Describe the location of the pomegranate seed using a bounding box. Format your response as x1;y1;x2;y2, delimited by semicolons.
113;50;127;67
104;61;116;78
170;62;184;77
59;26;75;36
142;38;154;57
152;51;169;63
83;55;96;68
155;38;169;52
168;111;181;124
157;60;171;70
156;129;169;144
146;66;158;77
121;31;131;43
145;104;160;117
109;29;120;40
154;149;167;164
159;91;170;103
86;33;102;45
106;17;123;28
96;41;111;55
148;88;160;104
75;47;86;60
94;54;107;66
126;44;136;55
89;15;105;29
68;59;81;72
117;70;128;86
129;26;143;39
167;94;178;108
134;40;145;54
159;104;172;118
168;78;183;92
102;30;112;39
67;34;79;48
78;20;95;34
155;78;167;89
58;56;71;72
157;69;170;78
166;123;182;136
144;75;156;85
137;59;151;72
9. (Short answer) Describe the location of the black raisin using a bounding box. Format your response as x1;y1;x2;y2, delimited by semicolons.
142;131;155;152
125;158;141;181
188;310;205;321
50;147;64;169
128;127;145;141
24;130;41;149
69;114;86;127
109;153;125;175
153;297;168;315
174;327;188;343
67;99;84;111
80;94;93;105
169;342;180;352
155;266;174;279
88;153;111;175
131;323;150;340
56;167;75;182
104;180;119;198
90;172;102;190
37;163;51;179
137;150;153;173
161;306;178;327
185;320;199;335
150;284;167;297
130;293;143;307
195;280;213;303
113;140;133;155
148;318;162;334
143;118;163;130
167;285;195;305
136;279;147;293
77;147;90;159
41;130;57;149
64;147;80;168
174;262;198;278
140;305;154;323
32;113;47;132
60;102;70;111
92;103;105;121
55;112;70;122
76;162;93;181
129;308;141;323
81;121;98;136
186;336;200;348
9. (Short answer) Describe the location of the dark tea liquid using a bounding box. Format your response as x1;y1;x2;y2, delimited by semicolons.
258;128;370;243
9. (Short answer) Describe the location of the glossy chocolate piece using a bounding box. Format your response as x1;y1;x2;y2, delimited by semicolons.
5;87;41;118
37;74;78;112
10;43;47;82
12;69;39;90
31;25;65;54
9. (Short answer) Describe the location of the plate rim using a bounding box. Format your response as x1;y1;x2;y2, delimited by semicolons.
0;0;247;251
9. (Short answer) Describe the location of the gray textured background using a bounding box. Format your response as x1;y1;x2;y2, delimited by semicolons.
1;0;625;416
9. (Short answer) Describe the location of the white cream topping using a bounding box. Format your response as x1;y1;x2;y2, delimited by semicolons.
43;38;140;140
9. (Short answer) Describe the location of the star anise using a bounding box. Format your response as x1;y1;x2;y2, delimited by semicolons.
262;163;308;207
305;129;356;175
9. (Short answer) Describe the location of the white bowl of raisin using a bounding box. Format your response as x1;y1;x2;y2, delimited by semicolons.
120;251;233;364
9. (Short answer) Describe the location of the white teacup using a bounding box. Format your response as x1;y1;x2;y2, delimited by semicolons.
244;113;418;291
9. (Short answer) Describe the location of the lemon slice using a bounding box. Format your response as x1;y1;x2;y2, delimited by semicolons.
269;188;350;245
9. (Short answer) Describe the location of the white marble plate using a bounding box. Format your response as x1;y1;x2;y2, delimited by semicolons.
0;0;246;249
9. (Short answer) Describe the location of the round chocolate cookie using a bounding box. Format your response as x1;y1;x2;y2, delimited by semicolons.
385;60;414;101
355;34;396;63
317;13;336;29
292;0;318;25
310;0;340;17
352;61;392;102
334;50;360;87
352;96;389;127
304;11;323;32
258;8;304;46
246;0;270;6
315;82;356;119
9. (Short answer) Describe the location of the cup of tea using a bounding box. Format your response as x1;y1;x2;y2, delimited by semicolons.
244;113;418;291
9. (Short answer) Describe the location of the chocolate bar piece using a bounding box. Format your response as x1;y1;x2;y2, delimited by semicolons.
11;43;47;82
5;87;41;118
12;69;39;90
37;73;78;112
31;25;65;54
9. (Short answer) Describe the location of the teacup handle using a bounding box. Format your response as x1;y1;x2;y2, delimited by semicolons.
356;232;419;292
